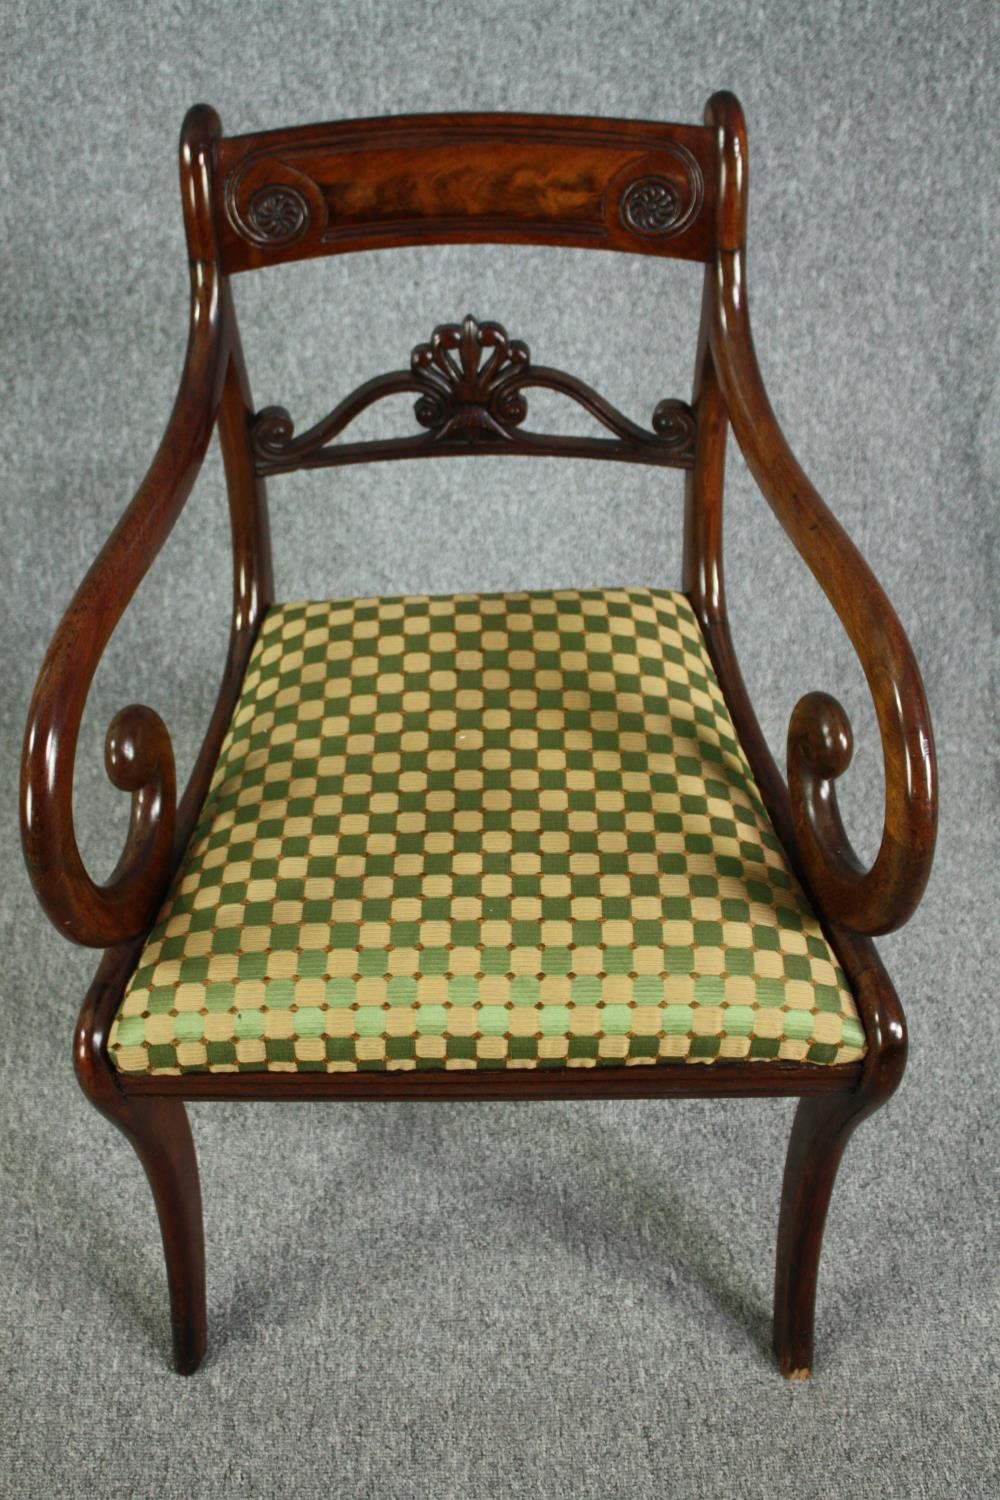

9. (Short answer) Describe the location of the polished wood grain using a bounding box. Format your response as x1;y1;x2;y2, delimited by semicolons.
74;935;206;1374
20;107;272;950
24;104;271;1372
702;92;937;937
22;95;936;1377
772;964;906;1377
215;112;717;272
682;91;920;1375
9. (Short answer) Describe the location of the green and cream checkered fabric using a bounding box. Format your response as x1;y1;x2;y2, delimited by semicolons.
108;589;865;1075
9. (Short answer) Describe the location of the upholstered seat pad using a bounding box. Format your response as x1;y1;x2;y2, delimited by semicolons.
109;589;864;1075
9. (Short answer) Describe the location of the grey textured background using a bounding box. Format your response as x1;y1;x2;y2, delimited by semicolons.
1;2;997;1496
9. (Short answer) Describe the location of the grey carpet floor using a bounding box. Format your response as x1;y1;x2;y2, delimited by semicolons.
1;2;997;1496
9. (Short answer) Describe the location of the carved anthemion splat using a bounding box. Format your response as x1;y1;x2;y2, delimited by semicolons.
251;313;696;473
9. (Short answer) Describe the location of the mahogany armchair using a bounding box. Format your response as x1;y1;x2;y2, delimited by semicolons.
21;93;936;1377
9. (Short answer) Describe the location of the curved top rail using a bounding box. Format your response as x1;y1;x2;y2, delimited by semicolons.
704;93;937;936
212;110;717;272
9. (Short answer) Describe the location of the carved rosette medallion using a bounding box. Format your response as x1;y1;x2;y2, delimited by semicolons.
622;176;682;234
245;185;309;245
619;147;704;241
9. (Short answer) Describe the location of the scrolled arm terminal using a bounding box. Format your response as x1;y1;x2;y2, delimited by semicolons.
705;91;937;936
20;265;226;946
19;108;237;948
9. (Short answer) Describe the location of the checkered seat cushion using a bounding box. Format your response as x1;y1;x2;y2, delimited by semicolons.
108;589;866;1075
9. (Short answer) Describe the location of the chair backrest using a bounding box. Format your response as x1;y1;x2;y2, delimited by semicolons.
182;103;738;479
215;111;717;271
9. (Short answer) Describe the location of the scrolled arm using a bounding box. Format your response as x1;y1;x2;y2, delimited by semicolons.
705;92;937;937
20;260;227;946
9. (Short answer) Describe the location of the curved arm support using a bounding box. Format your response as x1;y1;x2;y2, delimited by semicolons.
20;260;228;946
705;96;937;936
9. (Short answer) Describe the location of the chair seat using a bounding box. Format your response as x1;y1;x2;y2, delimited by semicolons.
108;589;865;1076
